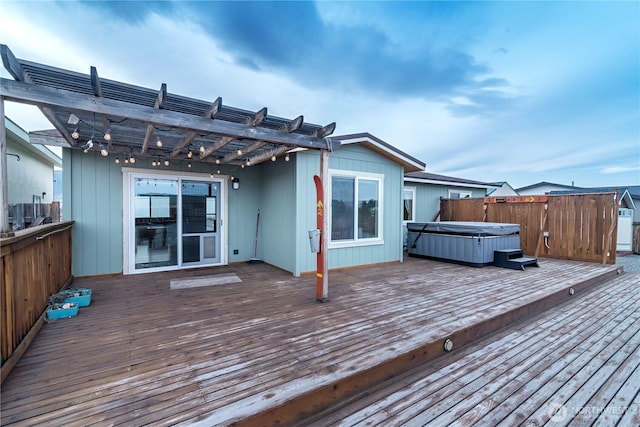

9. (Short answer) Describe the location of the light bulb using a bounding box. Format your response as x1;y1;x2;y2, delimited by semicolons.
130;156;136;164
271;155;276;162
104;130;111;141
156;139;162;147
210;172;214;178
236;149;242;156
215;158;220;164
72;128;79;139
115;157;120;164
199;145;205;154
100;144;108;157
164;159;169;166
187;162;192;168
285;153;290;162
187;150;193;159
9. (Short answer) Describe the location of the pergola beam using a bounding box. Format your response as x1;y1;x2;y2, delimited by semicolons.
0;80;339;150
172;97;223;157
141;83;167;153
199;135;235;160
246;107;267;126
280;115;304;133
246;144;291;165
222;140;266;163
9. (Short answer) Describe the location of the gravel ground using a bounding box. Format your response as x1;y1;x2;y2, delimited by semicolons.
616;253;640;273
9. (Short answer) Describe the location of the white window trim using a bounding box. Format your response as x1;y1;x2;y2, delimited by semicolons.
122;168;228;274
403;186;416;224
328;169;384;249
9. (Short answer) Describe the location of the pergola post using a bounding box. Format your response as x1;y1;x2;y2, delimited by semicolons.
0;96;10;235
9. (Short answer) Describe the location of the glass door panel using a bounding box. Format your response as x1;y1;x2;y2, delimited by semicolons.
181;180;220;265
134;178;178;270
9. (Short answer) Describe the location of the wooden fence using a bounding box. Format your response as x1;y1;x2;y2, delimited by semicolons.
634;225;640;254
440;193;618;264
1;221;74;382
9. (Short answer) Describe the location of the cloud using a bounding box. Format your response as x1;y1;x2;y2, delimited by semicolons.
82;1;517;116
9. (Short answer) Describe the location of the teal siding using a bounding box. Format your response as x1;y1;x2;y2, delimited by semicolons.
258;158;297;273
294;152;322;276
65;149;123;276
413;185;486;222
64;143;406;277
225;167;261;264
296;145;404;274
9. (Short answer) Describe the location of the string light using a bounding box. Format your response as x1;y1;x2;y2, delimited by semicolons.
99;143;109;157
199;144;205;154
285;153;290;162
164;159;170;166
156;138;163;148
115;157;120;164
187;150;193;159
103;129;111;141
215;158;220;164
271;154;276;162
72;128;79;139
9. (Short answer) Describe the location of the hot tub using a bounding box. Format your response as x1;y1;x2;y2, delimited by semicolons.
407;221;521;267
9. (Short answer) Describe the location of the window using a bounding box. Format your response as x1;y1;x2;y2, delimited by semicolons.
448;190;472;199
403;187;416;222
330;170;383;246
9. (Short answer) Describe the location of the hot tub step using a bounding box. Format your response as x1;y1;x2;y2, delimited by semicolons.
494;250;539;270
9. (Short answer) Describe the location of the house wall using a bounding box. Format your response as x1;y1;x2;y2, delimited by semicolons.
6;132;54;205
413;184;486;222
63;148;265;277
258;157;297;273
294;145;405;274
63;144;408;277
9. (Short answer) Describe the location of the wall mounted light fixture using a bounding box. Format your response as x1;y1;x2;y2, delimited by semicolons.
231;176;240;190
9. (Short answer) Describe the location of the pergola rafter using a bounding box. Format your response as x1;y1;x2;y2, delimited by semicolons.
0;44;339;168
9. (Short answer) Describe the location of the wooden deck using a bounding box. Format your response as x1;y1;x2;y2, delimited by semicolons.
0;256;632;426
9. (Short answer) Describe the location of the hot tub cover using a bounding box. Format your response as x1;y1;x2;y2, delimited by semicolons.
407;221;520;236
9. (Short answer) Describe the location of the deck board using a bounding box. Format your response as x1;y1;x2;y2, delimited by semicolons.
1;257;631;426
307;272;640;426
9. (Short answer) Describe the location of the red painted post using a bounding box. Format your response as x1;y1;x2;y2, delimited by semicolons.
313;175;324;301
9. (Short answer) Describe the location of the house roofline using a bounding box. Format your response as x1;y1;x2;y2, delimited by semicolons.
5;117;62;167
332;133;426;173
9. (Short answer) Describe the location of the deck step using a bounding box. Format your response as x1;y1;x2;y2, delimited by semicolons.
493;250;539;270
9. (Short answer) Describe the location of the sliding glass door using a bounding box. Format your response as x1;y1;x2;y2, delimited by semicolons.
129;173;224;273
134;178;179;270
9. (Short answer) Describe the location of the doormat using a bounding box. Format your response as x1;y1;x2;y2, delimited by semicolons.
170;274;242;290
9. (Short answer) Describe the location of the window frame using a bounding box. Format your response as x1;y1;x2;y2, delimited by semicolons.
403;186;416;224
328;169;384;249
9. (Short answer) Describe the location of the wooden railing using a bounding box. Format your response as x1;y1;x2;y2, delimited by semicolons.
1;221;73;381
440;193;618;264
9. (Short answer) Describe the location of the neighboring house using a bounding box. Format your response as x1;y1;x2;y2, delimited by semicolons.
4;117;61;229
486;181;519;197
516;181;578;195
551;186;638;252
402;171;498;247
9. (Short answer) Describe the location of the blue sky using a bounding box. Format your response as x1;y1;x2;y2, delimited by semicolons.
1;1;638;189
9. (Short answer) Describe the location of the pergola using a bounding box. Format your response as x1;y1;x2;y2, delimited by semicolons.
0;44;337;299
